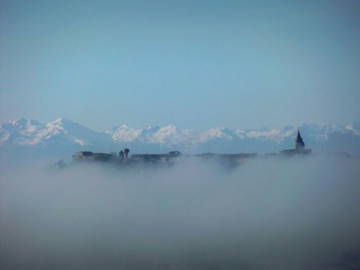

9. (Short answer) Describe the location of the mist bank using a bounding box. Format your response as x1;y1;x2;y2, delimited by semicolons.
1;156;360;270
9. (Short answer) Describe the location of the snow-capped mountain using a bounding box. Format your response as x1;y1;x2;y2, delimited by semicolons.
0;118;115;160
1;118;360;158
105;125;194;146
0;118;108;147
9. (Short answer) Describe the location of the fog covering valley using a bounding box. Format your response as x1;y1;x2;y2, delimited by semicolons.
1;155;360;270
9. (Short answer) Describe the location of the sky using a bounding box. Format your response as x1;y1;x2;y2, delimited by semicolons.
0;0;359;131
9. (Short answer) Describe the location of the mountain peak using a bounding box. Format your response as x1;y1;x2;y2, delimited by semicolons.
53;118;63;122
49;118;80;125
10;117;27;124
1;119;360;155
110;125;142;142
9;117;42;126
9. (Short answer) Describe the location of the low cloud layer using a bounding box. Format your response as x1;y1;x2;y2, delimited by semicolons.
1;156;360;270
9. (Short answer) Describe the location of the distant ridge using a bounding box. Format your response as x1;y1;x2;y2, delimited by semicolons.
1;118;360;157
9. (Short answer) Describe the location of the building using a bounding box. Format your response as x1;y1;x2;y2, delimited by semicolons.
280;130;312;156
72;151;114;162
295;130;305;151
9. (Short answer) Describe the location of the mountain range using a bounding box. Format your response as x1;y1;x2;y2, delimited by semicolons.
1;118;360;159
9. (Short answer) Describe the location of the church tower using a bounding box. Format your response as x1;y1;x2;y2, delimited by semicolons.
295;130;305;151
280;129;311;155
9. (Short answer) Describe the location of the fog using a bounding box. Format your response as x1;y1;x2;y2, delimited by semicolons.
1;156;360;270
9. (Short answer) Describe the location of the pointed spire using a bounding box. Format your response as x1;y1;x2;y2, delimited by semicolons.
295;130;305;150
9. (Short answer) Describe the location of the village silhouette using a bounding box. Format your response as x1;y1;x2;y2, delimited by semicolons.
65;130;312;169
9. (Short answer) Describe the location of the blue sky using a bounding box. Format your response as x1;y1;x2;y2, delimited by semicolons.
1;0;359;131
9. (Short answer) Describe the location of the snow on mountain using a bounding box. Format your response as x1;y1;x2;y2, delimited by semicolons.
0;118;105;147
105;125;142;142
197;128;234;144
0;118;47;146
145;125;193;145
106;124;193;146
197;127;296;144
1;118;360;155
345;124;360;136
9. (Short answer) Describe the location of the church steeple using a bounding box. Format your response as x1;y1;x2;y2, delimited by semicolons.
295;130;305;151
280;129;311;155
